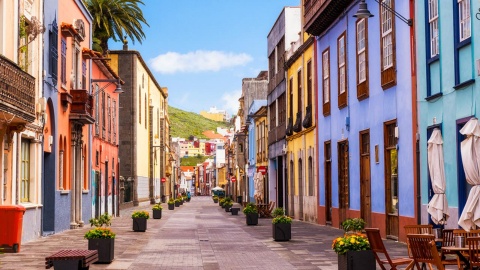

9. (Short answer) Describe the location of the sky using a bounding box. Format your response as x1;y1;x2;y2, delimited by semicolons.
108;0;300;116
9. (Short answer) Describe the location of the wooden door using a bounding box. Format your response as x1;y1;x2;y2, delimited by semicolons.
360;130;371;226
298;159;304;220
385;121;399;240
338;140;349;226
325;141;332;225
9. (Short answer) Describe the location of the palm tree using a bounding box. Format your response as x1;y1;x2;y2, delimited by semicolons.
83;0;149;53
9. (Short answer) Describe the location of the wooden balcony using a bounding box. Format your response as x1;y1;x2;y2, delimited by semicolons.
0;54;36;124
268;124;286;146
69;89;95;124
304;0;354;36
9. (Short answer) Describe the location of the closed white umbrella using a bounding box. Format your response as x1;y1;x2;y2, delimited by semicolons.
458;118;480;231
254;172;264;203
427;128;449;224
211;186;224;191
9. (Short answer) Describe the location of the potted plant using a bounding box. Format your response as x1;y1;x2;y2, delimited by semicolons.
175;198;181;207
219;198;226;208
243;203;258;225
167;198;175;210
131;210;149;232
213;195;219;203
271;208;292;241
152;203;162;219
224;200;233;212
84;213;115;263
341;218;366;233
332;228;374;270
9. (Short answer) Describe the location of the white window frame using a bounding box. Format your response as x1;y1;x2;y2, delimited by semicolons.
429;0;439;57
323;50;330;104
381;0;393;70
338;35;346;94
458;0;471;41
357;19;367;83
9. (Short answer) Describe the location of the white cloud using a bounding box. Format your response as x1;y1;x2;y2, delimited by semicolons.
220;89;242;115
149;50;252;74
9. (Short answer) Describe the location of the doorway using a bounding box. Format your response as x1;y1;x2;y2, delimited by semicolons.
338;140;349;226
360;130;371;226
298;158;304;220
325;141;332;225
385;120;399;240
94;171;100;218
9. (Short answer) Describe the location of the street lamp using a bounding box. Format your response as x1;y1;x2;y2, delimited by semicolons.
353;0;412;26
91;78;124;95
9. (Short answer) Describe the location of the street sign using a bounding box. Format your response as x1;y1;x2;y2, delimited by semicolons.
257;166;267;175
231;176;236;182
161;177;166;182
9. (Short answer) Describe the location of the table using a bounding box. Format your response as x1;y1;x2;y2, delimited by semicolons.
441;246;470;269
256;204;271;218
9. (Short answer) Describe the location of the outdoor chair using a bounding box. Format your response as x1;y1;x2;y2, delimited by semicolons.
407;234;446;270
404;225;433;258
365;228;414;270
439;229;459;267
466;236;480;270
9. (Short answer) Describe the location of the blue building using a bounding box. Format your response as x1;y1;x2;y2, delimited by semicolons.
247;100;267;203
416;0;480;228
305;0;418;241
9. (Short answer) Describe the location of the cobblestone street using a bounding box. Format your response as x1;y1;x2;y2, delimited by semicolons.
0;197;411;269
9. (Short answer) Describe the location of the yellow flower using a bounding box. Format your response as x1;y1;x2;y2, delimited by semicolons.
339;241;344;246
350;238;355;244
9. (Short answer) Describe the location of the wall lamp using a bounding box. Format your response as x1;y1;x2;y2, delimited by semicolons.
353;0;412;26
91;78;124;96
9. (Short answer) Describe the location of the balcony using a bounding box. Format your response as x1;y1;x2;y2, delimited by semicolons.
293;112;302;133
304;0;353;36
69;89;95;124
0;54;36;124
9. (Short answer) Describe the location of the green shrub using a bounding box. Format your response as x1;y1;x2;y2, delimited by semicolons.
131;210;149;219
168;198;175;205
243;203;258;214
84;213;115;239
152;203;163;210
272;207;285;218
272;215;292;224
341;218;366;232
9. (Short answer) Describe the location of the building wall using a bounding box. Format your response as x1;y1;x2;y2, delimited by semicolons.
200;111;224;122
415;0;480;228
316;0;416;240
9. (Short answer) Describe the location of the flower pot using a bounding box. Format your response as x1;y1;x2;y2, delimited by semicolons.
168;204;174;210
231;208;240;215
225;206;231;212
132;218;147;232
272;223;291;241
88;238;115;263
213;199;218;203
175;201;180;207
153;209;162;219
245;213;258;225
337;250;375;270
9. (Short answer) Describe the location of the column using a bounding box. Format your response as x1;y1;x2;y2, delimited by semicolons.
77;136;84;227
70;128;77;229
59;150;64;190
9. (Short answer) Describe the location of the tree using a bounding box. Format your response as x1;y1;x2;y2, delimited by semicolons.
83;0;149;53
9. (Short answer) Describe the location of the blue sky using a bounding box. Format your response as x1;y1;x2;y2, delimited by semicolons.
108;0;299;116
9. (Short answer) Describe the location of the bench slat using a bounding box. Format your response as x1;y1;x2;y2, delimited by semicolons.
45;249;98;269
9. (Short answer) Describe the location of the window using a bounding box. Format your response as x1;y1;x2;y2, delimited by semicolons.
144;95;147;129
381;0;393;69
269;103;276;129
357;18;369;98
113;100;116;144
95;84;99;135
61;38;67;85
19;19;30;71
357;20;366;83
278;93;286;126
107;95;111;142
429;0;439;57
102;91;106;139
308;156;314;196
21;139;30;202
289;78;294;119
297;69;302;115
306;60;312;107
322;48;330;116
458;0;471;41
139;88;141;124
338;32;347;108
380;0;396;88
49;19;58;84
82;61;86;89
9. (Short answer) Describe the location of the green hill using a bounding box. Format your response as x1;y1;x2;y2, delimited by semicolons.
168;106;231;139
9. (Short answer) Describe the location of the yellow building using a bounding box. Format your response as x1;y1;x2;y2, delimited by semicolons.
285;32;316;223
253;106;268;203
200;106;226;122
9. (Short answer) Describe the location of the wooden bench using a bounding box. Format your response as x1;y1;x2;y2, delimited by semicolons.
45;250;98;270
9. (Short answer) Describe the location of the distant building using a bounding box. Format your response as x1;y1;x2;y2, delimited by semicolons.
200;106;228;122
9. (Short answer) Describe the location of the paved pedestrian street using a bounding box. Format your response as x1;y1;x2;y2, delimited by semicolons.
0;197;412;269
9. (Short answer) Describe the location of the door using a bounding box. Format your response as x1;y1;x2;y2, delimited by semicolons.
104;161;109;215
298;158;304;220
338;140;349;226
325;141;332;225
360;130;371;226
277;157;284;208
385;121;399;240
95;171;101;218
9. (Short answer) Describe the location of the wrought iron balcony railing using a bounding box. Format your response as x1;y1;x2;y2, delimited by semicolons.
0;54;36;123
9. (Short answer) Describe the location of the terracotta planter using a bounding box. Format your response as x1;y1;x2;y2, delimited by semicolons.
88;238;114;263
132;218;147;232
152;209;162;219
245;213;258;225
337;250;375;270
272;223;291;241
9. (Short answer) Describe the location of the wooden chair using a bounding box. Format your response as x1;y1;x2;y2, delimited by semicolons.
439;229;458;267
404;225;433;259
268;201;275;214
466;236;480;270
407;234;445;270
365;228;414;270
